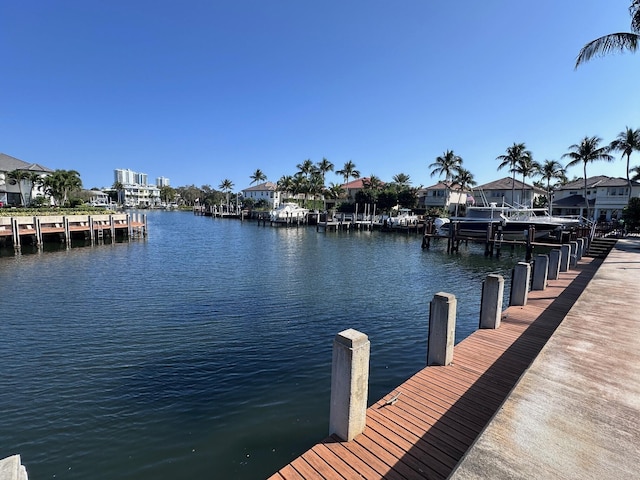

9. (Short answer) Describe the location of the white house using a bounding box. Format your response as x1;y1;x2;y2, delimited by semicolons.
0;153;53;206
241;182;282;208
113;168;161;207
552;176;640;221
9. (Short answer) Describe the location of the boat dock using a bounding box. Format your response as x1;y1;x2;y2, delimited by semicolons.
0;213;147;253
268;236;640;479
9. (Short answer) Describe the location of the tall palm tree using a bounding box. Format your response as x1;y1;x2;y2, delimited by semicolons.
112;181;125;205
429;150;463;214
276;175;294;202
336;160;360;185
27;172;43;206
539;160;566;213
392;173;411;187
43;169;82;206
497;143;531;205
575;1;640;67
7;169;29;206
219;179;234;209
451;167;476;216
562;136;614;218
514;153;541;207
362;175;384;190
316;157;334;186
250;169;267;185
297;159;315;179
610;126;640;201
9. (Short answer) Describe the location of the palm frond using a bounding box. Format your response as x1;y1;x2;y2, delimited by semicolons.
575;32;640;67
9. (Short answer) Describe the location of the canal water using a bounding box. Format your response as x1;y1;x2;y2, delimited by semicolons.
0;211;524;479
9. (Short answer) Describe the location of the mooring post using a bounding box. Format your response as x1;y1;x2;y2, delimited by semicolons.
548;249;561;280
510;262;531;306
532;254;549;290
559;244;571;272
569;241;578;268
576;237;584;260
479;274;504;329
427;292;457;366
329;329;370;442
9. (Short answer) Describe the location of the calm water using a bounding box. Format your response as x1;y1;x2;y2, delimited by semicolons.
0;211;524;479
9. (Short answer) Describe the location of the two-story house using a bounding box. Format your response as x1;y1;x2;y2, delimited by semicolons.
474;177;545;208
418;181;468;213
552;176;640;221
241;182;282;208
0;153;54;206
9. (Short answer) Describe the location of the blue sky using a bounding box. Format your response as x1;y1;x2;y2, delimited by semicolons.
2;0;640;191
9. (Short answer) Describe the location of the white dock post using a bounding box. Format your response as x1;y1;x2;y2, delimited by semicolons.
510;262;531;306
569;241;578;268
64;217;71;248
479;274;504;329
532;254;549;291
559;244;571;272
427;292;457;366
548;249;561;280
329;329;370;442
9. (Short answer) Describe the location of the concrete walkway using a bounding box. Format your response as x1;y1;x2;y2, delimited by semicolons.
450;237;640;479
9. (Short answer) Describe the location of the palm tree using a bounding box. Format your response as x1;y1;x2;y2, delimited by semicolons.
27;172;43;206
497;143;531;205
610;126;640;201
632;165;640;181
451;167;476;216
514;153;541;207
562;136;614;218
250;169;267;185
392;173;411;187
429;150;463;213
362;175;384;190
112;181;125;205
276;175;294;202
219;179;234;210
291;173;308;206
539;160;566;213
325;182;345;209
43;170;82;206
297;159;316;179
336;160;360;185
7;169;29;206
575;1;640;67
316;158;334;185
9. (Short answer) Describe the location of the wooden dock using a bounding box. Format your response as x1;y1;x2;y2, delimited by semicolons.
268;252;603;479
0;213;146;252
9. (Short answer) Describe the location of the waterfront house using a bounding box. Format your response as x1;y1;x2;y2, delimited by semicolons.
113;169;161;207
0;152;54;207
552;176;640;221
341;177;383;203
418;181;468;213
241;182;282;208
474;177;545;208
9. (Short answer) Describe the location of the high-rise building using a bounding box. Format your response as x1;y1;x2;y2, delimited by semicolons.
156;176;170;187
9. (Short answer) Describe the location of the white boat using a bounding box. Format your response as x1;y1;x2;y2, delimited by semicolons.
388;208;420;227
269;203;309;222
